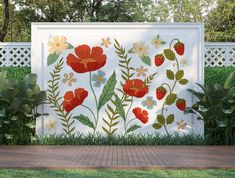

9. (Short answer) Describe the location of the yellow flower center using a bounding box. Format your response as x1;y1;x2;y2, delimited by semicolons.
80;58;96;69
55;43;61;47
146;99;152;106
130;87;140;95
97;76;103;81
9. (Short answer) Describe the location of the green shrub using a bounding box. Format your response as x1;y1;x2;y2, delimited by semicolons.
0;67;31;80
205;67;235;85
185;71;235;145
0;71;46;145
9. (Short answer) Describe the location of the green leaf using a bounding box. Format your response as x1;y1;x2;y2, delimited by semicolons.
114;94;126;121
98;72;117;110
164;49;176;61
0;109;6;117
166;70;174;80
5;134;13;140
24;73;37;85
67;43;74;49
165;93;177;105
152;123;162;129
128;48;135;53
47;53;59;66
179;78;188;85
0;71;7;91
25;121;36;129
166;114;174;124
157;114;165;125
74;114;94;129
126;124;141;134
224;72;235;89
176;70;184;80
30;136;37;141
11;116;17;121
140;55;151;66
221;107;234;114
144;72;158;86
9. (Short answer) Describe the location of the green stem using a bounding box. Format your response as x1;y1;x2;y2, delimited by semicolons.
124;118;136;136
169;38;179;49
161;83;172;92
125;96;133;119
159;51;180;136
89;72;99;134
81;104;96;123
48;64;73;135
123;97;133;136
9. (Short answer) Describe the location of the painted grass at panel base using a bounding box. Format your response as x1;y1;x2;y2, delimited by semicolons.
35;133;205;145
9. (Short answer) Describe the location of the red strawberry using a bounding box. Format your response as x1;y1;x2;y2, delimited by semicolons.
174;42;185;56
156;86;167;100
176;99;186;111
154;54;165;66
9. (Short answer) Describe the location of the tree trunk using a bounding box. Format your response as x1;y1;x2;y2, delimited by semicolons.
0;0;10;42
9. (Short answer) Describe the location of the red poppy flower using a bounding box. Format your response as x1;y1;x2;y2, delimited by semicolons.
66;45;106;73
132;107;149;124
62;88;88;112
123;79;149;98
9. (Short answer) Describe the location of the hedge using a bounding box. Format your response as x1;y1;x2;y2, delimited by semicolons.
1;67;234;85
205;67;235;85
0;67;31;80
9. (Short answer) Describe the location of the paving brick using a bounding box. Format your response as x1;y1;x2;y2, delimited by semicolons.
0;146;234;168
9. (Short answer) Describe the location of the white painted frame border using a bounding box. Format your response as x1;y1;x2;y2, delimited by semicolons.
31;22;204;134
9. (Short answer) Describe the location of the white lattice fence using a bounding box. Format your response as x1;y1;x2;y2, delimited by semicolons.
0;42;235;67
205;42;235;67
0;43;31;67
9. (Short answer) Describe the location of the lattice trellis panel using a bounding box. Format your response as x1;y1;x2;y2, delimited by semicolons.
0;42;235;67
205;43;235;67
0;43;31;67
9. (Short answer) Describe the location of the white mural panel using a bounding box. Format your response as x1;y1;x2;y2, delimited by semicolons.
32;23;204;136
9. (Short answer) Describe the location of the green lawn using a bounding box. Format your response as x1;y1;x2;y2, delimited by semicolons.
0;169;234;178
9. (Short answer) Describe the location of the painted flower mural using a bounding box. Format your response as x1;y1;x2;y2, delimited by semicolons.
63;88;88;112
132;42;149;57
62;72;77;87
151;35;166;48
132;107;149;124
136;66;148;77
48;36;68;55
46;34;190;136
67;45;106;73
92;70;107;87
142;96;157;109
101;37;111;48
123;79;149;98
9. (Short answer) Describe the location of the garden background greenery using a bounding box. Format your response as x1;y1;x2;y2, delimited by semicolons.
0;0;234;145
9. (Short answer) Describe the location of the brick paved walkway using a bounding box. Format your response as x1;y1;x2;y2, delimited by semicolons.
0;146;234;169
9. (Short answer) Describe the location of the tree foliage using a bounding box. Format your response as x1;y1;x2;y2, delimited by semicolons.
1;0;234;42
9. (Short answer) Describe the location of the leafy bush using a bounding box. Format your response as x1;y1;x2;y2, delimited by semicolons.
35;133;205;145
185;71;235;145
0;71;46;145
